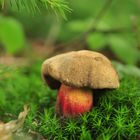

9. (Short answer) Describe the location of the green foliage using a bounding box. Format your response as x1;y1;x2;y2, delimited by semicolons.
1;0;139;65
113;61;140;79
86;32;140;65
0;65;15;105
45;0;72;20
0;61;140;139
0;15;25;54
34;72;140;139
87;33;107;50
0;0;72;19
80;126;92;140
57;0;140;65
0;0;71;54
109;35;139;65
66;19;92;32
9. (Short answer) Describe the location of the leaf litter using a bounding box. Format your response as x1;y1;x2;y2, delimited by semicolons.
0;105;29;140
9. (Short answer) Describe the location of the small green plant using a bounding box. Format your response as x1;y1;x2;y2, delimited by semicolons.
0;15;25;54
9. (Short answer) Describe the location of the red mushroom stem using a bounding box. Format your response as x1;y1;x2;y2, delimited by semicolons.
56;84;93;117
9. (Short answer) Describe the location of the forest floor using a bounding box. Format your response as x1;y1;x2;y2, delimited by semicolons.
0;55;140;139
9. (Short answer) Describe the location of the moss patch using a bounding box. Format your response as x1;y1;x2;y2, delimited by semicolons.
0;61;140;140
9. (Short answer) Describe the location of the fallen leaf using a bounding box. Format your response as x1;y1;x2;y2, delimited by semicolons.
0;105;29;140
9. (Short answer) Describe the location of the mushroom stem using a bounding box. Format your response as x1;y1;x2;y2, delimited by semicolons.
56;84;93;117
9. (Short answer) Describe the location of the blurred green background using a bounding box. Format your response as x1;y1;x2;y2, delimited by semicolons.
0;0;140;66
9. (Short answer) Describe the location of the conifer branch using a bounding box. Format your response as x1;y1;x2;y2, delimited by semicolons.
0;0;72;19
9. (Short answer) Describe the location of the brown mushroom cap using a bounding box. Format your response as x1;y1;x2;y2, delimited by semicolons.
41;50;119;89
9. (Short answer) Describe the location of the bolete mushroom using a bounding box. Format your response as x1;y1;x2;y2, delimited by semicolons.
41;50;119;117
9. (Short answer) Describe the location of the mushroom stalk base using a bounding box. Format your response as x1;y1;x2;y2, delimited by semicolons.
56;84;93;117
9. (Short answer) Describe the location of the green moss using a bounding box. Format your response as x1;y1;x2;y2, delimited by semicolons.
0;62;140;140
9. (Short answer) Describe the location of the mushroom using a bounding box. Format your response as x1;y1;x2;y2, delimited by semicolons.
41;50;119;117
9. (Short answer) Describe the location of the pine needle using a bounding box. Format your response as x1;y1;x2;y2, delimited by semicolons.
0;0;72;19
